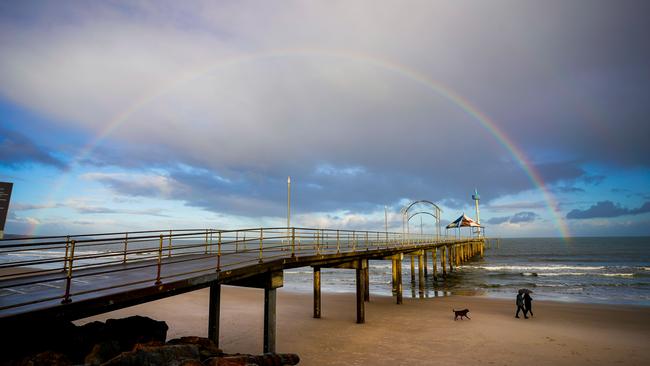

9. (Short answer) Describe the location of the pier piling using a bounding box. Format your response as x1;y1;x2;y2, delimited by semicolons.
208;283;221;346
313;267;321;318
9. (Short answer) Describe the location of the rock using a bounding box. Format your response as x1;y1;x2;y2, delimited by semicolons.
203;357;256;366
0;319;77;361
132;341;165;351
247;353;300;366
101;344;200;366
104;316;168;351
84;340;121;366
166;337;222;360
178;359;204;366
20;350;72;366
204;353;300;366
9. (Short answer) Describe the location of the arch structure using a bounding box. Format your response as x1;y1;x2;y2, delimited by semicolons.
400;200;443;240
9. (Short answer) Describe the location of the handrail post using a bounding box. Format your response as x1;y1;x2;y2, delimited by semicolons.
122;233;128;264
63;235;70;271
235;231;239;253
217;231;222;271
259;228;264;263
168;229;172;258
205;229;209;254
61;240;76;304
365;231;369;250
336;230;340;254
155;234;163;285
291;227;296;257
352;231;356;252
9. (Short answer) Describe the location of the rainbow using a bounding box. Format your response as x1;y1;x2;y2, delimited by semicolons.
36;48;570;238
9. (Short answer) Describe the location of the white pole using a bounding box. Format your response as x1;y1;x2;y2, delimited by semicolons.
287;176;291;229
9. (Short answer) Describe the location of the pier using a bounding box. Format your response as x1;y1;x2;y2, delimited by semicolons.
0;228;491;353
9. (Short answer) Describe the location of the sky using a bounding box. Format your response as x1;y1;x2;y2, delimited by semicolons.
1;0;649;238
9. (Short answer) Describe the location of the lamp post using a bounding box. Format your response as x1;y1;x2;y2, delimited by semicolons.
287;176;291;229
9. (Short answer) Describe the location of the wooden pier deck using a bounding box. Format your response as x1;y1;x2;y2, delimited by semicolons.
0;227;490;352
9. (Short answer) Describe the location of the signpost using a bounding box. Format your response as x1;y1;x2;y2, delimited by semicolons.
0;182;13;239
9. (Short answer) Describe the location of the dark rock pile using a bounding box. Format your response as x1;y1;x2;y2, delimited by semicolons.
1;316;299;366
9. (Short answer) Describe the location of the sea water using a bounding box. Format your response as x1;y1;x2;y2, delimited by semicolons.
283;237;650;306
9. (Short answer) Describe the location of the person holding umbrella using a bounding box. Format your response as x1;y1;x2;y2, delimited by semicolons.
515;291;527;319
523;291;533;317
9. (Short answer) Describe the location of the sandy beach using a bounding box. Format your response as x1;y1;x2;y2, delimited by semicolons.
77;286;650;365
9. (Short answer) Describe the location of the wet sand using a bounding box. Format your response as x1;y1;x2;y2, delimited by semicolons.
77;286;650;365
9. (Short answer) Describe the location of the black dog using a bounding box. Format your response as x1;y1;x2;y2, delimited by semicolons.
453;308;471;320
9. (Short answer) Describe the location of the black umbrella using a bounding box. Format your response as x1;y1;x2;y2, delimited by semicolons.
518;288;533;294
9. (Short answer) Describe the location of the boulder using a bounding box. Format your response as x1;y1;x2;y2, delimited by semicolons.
84;340;121;366
166;337;222;360
19;350;72;366
101;344;200;366
104;316;168;351
203;353;300;366
203;357;256;366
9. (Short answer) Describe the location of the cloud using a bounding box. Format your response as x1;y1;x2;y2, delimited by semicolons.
486;216;510;225
554;186;585;193
486;211;539;225
509;211;538;223
566;201;650;219
1;1;649;235
0;127;64;168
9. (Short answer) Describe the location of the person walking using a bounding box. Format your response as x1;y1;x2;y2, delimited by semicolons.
523;292;533;317
515;292;527;318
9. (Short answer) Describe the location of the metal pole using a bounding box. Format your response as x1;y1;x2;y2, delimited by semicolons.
217;231;222;271
155;234;163;285
168;229;172;258
122;233;128;264
61;240;76;304
63;235;70;271
287;176;291;239
259;228;264;263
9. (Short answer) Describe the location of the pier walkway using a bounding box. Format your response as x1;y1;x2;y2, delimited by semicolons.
0;227;490;352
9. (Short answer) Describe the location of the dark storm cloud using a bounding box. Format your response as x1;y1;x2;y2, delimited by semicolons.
0;127;64;168
566;201;650;219
487;211;538;225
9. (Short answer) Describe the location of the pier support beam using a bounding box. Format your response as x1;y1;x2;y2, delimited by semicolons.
410;255;416;283
441;247;447;278
423;251;428;277
264;286;276;353
392;257;398;295
364;260;370;302
433;248;438;281
448;246;454;272
227;271;283;354
395;254;403;304
356;260;366;323
313;266;321;318
418;252;425;296
208;283;221;346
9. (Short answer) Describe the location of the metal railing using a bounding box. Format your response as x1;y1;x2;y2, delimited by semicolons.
0;227;481;314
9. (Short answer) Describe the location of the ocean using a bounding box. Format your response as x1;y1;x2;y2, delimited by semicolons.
283;237;650;306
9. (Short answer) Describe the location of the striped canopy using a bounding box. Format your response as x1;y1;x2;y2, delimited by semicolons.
445;213;482;229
